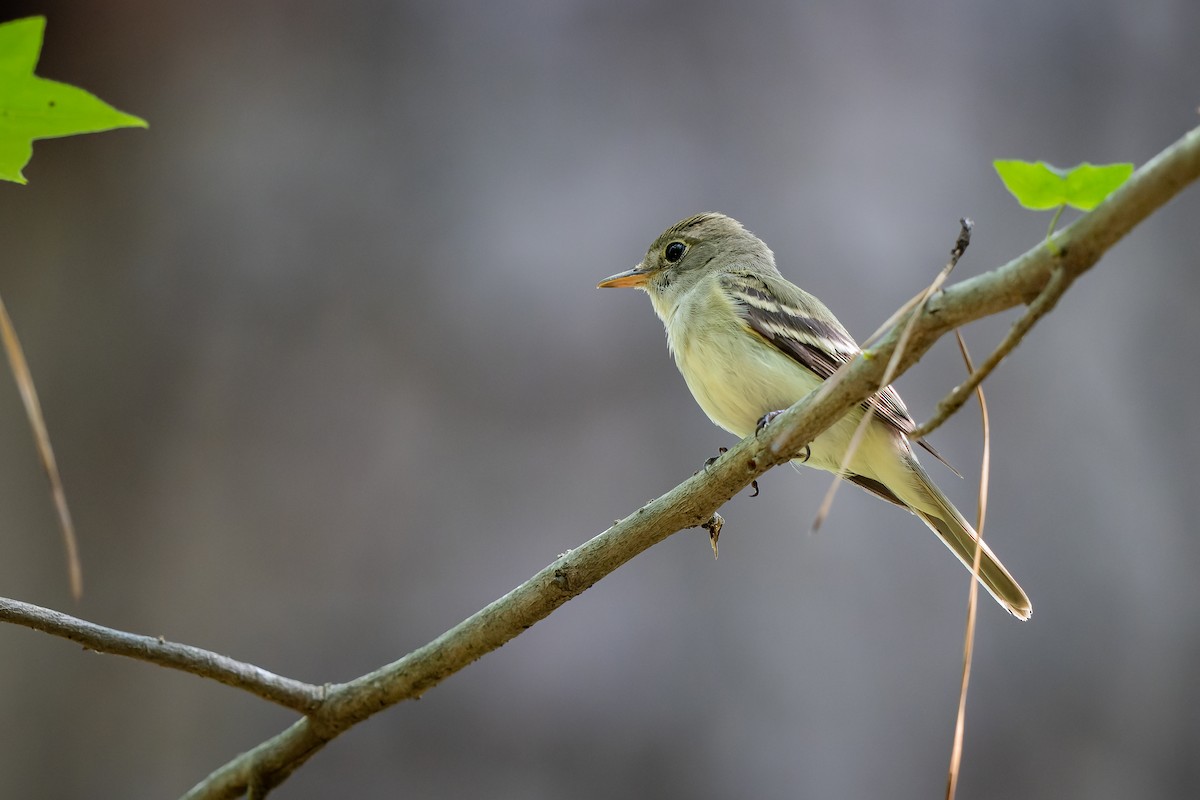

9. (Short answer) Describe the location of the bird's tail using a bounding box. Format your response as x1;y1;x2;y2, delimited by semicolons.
909;474;1032;620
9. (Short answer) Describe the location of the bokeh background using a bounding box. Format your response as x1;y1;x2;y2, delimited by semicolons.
2;1;1198;798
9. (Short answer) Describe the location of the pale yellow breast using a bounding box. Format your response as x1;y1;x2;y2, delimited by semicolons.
662;278;826;439
653;276;911;485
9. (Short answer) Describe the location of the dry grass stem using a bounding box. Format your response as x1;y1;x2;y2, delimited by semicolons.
0;292;83;599
810;219;972;532
945;332;990;800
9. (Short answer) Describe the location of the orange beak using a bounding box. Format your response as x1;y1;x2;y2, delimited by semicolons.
597;264;653;289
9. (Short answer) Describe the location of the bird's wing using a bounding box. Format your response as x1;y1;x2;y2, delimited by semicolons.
721;271;953;468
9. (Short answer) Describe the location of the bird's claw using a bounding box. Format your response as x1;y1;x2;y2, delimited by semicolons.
695;446;728;474
756;410;785;434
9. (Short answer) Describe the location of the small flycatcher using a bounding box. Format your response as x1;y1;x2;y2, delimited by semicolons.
599;213;1031;620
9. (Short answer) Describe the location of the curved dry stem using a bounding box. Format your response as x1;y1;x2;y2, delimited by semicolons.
0;293;83;599
945;332;989;800
811;218;972;533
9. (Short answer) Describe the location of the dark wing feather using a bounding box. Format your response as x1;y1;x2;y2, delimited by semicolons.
846;473;908;508
721;272;953;469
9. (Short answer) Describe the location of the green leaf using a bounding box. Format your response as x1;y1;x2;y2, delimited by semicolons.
992;160;1068;210
993;159;1134;212
0;16;147;184
1061;162;1136;210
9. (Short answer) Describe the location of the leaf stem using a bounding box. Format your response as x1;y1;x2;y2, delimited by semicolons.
1045;204;1065;241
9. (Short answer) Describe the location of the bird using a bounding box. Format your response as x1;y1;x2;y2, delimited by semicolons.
598;212;1032;620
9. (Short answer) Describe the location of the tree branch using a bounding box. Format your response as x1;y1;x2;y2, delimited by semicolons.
0;598;323;713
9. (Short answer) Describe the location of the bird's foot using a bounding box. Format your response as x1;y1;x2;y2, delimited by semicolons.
755;410;785;434
695;446;728;474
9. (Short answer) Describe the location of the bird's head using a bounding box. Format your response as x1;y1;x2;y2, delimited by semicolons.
598;213;775;313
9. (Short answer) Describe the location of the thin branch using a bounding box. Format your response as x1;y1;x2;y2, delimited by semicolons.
0;292;83;599
0;597;323;713
177;124;1200;799
862;219;975;349
810;219;972;532
912;264;1071;440
945;332;988;800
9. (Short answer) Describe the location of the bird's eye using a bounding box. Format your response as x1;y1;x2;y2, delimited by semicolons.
664;241;686;263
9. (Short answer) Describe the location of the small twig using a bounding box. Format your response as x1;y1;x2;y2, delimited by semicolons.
912;265;1070;440
809;219;973;532
0;292;83;599
861;221;975;349
860;290;926;351
0;597;323;713
945;332;989;800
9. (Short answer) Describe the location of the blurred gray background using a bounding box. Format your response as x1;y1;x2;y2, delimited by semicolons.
1;1;1198;798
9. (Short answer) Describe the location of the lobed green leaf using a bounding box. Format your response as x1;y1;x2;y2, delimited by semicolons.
993;159;1134;212
0;16;147;184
